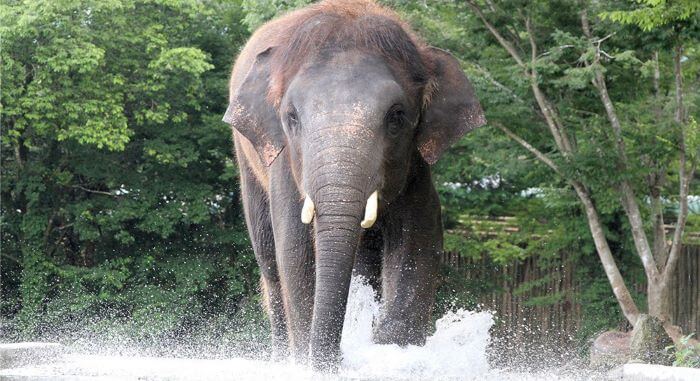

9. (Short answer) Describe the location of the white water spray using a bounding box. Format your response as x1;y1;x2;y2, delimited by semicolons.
0;277;593;380
340;276;493;379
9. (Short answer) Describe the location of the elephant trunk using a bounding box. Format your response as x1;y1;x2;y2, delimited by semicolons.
305;144;379;370
310;190;362;369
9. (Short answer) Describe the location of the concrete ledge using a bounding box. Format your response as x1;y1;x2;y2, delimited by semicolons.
608;363;700;381
0;343;63;370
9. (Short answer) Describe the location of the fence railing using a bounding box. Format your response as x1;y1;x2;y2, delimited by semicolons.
669;245;700;337
440;245;700;345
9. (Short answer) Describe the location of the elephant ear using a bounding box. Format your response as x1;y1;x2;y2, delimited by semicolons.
417;47;486;165
223;47;285;166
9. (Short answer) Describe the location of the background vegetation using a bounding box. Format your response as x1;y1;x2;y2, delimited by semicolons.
1;0;698;360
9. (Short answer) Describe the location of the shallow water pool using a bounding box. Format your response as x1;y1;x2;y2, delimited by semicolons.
0;278;599;380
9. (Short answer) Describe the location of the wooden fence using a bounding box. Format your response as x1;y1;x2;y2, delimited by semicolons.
669;245;700;336
441;245;700;347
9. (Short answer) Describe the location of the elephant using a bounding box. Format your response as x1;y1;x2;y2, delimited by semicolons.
223;0;485;370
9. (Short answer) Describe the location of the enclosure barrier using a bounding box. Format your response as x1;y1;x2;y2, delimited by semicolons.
440;245;700;350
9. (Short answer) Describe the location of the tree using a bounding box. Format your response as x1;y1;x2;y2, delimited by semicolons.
461;0;699;343
601;0;700;327
1;0;260;342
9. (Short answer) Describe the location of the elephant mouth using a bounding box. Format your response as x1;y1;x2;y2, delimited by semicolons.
300;190;379;228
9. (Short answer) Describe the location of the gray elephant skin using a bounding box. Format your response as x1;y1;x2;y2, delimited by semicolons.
223;0;485;370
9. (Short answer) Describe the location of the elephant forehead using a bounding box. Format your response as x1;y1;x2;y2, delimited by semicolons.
299;76;403;131
306;102;377;139
308;50;395;81
290;51;405;106
307;101;372;122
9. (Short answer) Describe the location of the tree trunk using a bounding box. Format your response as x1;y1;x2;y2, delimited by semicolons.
572;183;640;325
647;280;670;322
650;192;668;266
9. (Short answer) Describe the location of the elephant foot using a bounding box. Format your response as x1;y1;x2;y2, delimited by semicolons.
269;344;289;362
310;356;340;374
309;343;341;373
373;319;427;347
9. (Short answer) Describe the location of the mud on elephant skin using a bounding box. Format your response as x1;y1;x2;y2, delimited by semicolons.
223;0;485;370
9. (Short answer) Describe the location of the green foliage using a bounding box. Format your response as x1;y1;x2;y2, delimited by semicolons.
0;0;263;342
434;263;485;319
666;334;700;368
241;0;312;31
394;0;698;348
601;0;700;31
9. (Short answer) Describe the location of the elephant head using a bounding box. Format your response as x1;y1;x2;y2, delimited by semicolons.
224;12;485;367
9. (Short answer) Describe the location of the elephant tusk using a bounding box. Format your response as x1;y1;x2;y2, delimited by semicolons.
301;194;315;224
360;191;378;229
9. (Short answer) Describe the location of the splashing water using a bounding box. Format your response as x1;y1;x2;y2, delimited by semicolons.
340;276;493;379
0;277;593;380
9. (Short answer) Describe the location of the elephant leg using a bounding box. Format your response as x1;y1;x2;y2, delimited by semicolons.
268;154;315;362
374;165;442;346
353;227;383;297
237;153;288;359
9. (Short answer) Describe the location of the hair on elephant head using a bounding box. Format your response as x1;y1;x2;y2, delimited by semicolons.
224;0;485;370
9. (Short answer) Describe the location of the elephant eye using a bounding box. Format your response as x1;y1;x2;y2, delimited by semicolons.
386;105;406;137
286;108;300;133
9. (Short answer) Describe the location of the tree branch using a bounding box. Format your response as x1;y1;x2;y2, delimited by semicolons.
526;16;536;65
649;51;669;262
580;10;659;281
571;182;641;325
466;3;574;157
537;45;575;58
652;51;662;120
1;252;22;265
493;123;562;175
650;192;668;263
525;17;574;155
71;185;117;197
495;120;640;325
664;160;696;283
663;44;692;283
469;63;527;104
465;1;526;68
673;44;685;124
